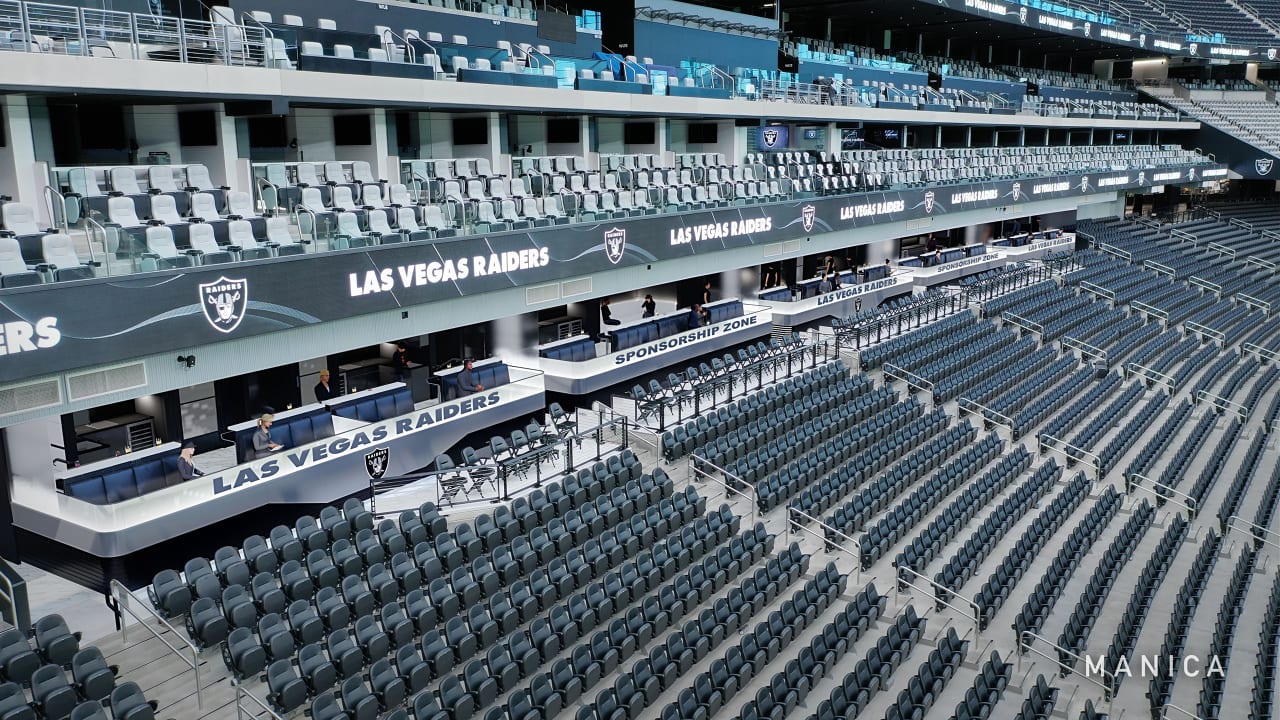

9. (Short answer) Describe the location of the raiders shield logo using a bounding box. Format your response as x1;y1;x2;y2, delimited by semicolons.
1080;176;1090;192
199;277;248;334
1269;48;1278;61
1018;7;1028;23
1082;21;1091;36
801;205;816;232
364;447;390;480
1137;172;1146;186
1187;168;1196;181
761;129;779;147
1012;182;1022;199
604;227;626;264
924;191;936;214
1188;43;1197;55
1139;34;1147;47
1258;159;1275;175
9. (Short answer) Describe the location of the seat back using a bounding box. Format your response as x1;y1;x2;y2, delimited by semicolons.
227;191;255;217
150;194;183;224
110;167;141;195
1;202;40;235
191;193;220;221
145;226;179;258
108;196;141;226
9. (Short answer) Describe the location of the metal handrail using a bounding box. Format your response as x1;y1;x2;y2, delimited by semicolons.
1126;472;1197;517
689;454;755;520
1124;362;1176;390
895;565;980;634
1018;631;1115;703
109;579;203;709
41;184;70;234
0;558;27;632
1224;515;1280;551
1194;389;1247;417
379;27;416;65
784;508;860;582
1038;433;1102;475
234;680;285;720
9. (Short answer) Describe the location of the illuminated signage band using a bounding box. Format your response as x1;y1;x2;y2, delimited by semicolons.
946;0;1262;58
0;162;1225;384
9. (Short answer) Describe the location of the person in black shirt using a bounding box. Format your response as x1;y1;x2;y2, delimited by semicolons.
314;369;336;402
762;265;779;288
600;298;621;327
702;281;713;305
641;295;656;318
392;342;411;381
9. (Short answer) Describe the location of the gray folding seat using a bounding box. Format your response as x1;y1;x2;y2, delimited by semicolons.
530;674;563;718
438;676;475;720
368;658;406;712
330;540;361;577
279;560;314;602
262;659;307;715
30;664;76;719
258;613;295;663
517;617;554;664
221;626;267;681
186;597;229;649
354;529;385;569
307;550;340;590
286;599;324;646
462;659;499;708
326;630;363;680
467;604;499;648
445;616;478;662
147;569;191;619
353;615;390;665
314;587;351;631
108;682;156;720
68;648;115;705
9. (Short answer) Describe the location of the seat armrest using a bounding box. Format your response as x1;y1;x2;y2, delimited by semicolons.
219;185;230;191
297;182;310;188
142;252;160;260
34;262;55;272
226;244;242;253
227;214;243;221
265;242;281;249
184;249;204;257
184;186;198;193
108;190;124;197
147;219;165;226
148;188;162;195
362;205;375;211
0;230;12;238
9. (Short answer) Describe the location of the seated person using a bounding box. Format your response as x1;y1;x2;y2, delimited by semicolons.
178;442;205;481
688;304;710;329
254;414;284;453
458;359;484;396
